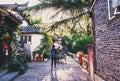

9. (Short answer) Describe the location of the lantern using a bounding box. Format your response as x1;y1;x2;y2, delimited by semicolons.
3;42;8;49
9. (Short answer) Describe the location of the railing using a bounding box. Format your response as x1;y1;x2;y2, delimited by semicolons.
67;52;76;58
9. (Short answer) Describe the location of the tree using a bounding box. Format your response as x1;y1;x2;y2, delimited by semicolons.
34;33;53;59
72;36;93;53
26;0;93;37
26;0;94;54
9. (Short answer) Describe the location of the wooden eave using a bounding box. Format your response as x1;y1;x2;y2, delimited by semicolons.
8;13;22;24
0;8;9;16
0;8;22;24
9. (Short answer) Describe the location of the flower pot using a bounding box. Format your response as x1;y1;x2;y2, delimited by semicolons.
35;54;41;62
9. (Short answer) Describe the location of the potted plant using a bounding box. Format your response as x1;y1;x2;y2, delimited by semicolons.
33;47;43;62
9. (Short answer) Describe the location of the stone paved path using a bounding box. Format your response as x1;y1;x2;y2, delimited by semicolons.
14;56;88;81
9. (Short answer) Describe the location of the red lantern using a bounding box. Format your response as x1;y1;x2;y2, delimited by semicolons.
3;42;8;49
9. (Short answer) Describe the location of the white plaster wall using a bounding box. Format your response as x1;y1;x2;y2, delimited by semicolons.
31;34;43;52
22;34;43;61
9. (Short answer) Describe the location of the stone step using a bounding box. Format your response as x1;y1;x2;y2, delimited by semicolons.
0;72;19;81
0;69;8;77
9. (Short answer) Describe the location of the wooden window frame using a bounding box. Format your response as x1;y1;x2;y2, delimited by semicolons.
108;0;120;20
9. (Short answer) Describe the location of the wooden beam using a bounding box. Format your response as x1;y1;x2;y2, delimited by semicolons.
0;8;9;16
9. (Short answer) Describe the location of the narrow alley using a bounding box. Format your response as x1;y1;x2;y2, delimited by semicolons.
14;56;88;81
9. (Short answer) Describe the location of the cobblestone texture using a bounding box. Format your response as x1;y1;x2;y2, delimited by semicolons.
14;56;88;81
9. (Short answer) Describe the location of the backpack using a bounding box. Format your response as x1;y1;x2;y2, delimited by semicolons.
51;49;56;57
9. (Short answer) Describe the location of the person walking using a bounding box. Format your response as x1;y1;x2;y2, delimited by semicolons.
78;51;83;66
51;45;57;70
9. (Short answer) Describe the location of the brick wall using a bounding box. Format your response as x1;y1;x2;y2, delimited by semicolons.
93;0;120;81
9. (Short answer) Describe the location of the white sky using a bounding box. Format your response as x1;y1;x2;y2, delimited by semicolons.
0;0;40;7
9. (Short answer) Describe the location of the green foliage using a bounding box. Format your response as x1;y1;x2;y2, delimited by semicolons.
42;33;53;58
34;33;53;58
63;34;93;53
28;0;91;11
32;18;42;25
8;32;28;75
72;36;93;53
62;32;81;52
25;0;94;54
62;36;73;52
26;0;93;37
8;52;28;75
57;47;62;54
43;51;50;58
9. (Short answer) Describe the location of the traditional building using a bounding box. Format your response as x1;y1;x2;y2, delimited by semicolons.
20;26;43;61
0;2;28;68
90;0;120;81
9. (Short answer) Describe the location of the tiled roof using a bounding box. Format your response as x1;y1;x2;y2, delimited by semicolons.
21;26;40;34
0;2;28;23
0;2;28;11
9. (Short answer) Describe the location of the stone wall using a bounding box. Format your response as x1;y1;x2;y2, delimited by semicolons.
93;0;120;81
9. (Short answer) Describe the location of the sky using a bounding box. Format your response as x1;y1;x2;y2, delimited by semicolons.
0;0;40;7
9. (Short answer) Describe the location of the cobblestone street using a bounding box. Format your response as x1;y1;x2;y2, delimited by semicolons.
14;56;88;81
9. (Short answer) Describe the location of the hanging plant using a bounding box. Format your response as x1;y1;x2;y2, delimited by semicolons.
3;33;9;40
0;32;9;40
0;25;9;40
0;32;10;49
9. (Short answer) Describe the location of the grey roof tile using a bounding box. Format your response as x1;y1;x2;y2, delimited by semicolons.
21;26;40;34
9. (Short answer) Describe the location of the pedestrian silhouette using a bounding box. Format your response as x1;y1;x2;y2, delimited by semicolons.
51;45;57;71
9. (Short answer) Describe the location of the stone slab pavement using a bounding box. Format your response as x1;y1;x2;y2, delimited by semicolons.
14;56;89;81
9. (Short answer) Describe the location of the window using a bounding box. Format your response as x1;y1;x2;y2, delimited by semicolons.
24;36;27;43
20;35;32;44
108;0;120;20
112;0;120;14
117;6;120;12
112;0;118;8
28;36;31;42
114;6;120;14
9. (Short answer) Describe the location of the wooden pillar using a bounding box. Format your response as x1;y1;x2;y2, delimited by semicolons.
0;28;4;67
0;14;6;67
87;44;94;79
